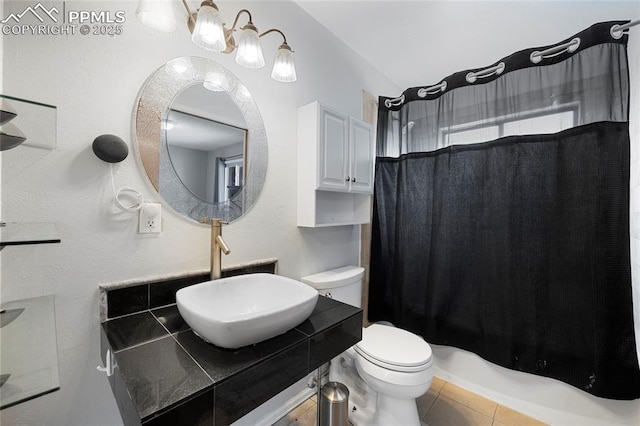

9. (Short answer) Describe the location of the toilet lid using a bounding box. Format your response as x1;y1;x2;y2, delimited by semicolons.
355;324;432;370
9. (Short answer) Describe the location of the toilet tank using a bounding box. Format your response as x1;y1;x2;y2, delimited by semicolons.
300;266;364;308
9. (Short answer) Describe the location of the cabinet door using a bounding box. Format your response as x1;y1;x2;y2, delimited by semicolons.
349;118;374;193
318;106;349;191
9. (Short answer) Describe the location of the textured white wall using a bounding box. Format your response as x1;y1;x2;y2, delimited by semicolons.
0;1;399;424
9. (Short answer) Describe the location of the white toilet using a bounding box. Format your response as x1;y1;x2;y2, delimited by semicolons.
301;266;433;426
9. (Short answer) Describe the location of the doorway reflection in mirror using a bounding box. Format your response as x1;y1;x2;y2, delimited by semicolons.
163;108;247;205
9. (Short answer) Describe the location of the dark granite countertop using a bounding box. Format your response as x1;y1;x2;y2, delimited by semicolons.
101;296;362;425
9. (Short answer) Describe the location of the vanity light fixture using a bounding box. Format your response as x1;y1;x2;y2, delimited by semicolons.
234;19;265;69
136;0;297;83
190;1;226;52
271;38;297;83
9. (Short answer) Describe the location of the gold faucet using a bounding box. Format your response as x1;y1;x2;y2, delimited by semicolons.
211;219;231;280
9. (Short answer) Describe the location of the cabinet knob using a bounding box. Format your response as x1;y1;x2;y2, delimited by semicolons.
351;177;356;182
345;176;350;182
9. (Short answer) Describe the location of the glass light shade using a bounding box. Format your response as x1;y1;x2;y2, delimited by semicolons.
191;3;226;52
203;70;229;92
136;0;177;33
235;26;265;69
271;44;297;83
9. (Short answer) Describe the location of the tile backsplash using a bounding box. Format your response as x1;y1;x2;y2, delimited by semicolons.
99;259;278;321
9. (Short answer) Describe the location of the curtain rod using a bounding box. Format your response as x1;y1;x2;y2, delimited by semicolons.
384;20;640;109
611;19;640;38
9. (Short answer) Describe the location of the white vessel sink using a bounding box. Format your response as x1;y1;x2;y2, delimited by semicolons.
176;274;319;348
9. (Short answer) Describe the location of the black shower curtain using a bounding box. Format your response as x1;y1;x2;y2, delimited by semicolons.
369;22;640;400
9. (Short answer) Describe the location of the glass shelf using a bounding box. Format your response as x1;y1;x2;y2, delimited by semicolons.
0;222;61;246
1;94;57;150
0;295;60;409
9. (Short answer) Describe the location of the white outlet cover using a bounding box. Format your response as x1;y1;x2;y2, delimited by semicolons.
138;203;161;234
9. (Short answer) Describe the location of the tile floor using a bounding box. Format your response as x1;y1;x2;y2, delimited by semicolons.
272;377;549;426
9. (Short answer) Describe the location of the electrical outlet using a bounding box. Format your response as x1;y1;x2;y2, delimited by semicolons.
138;203;161;234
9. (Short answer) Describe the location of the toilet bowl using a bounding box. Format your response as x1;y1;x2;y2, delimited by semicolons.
350;324;432;425
301;266;433;426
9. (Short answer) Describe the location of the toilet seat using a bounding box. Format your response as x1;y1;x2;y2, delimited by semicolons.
354;324;432;373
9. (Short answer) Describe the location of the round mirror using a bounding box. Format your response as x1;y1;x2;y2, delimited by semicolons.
134;57;267;223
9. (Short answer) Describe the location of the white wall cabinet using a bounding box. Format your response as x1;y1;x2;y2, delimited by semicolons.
297;101;374;227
